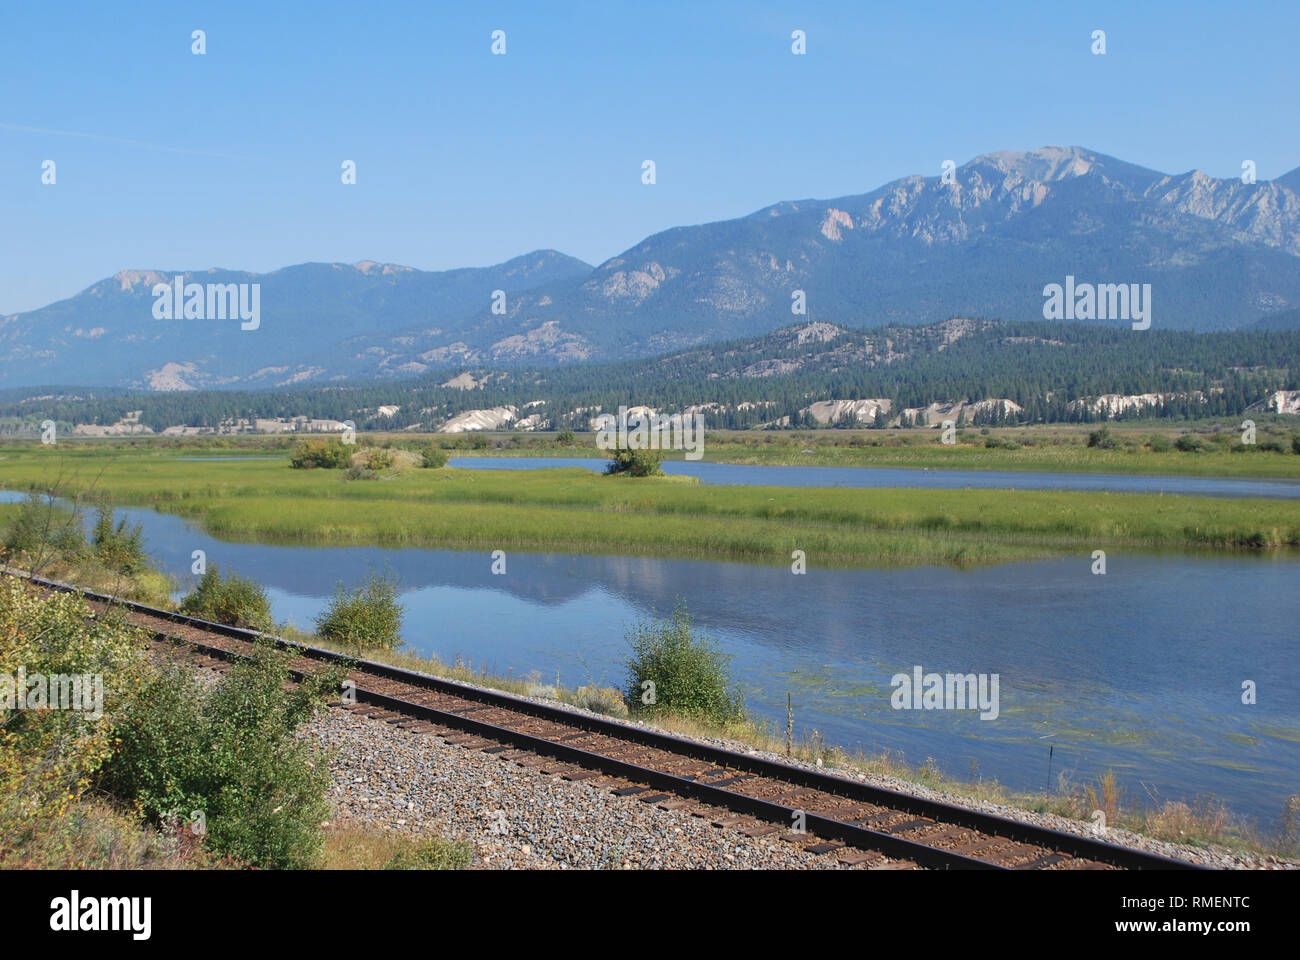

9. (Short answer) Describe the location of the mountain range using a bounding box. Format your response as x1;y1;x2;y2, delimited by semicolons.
3;145;1298;391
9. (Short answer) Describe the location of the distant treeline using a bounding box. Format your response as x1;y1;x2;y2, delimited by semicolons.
1;320;1297;432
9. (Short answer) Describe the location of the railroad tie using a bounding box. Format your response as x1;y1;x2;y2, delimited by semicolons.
1015;852;1070;870
805;842;845;856
835;848;883;866
656;799;693;811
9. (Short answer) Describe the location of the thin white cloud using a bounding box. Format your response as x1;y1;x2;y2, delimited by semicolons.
0;121;251;160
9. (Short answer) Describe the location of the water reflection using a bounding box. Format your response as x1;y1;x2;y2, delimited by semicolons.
3;489;1296;824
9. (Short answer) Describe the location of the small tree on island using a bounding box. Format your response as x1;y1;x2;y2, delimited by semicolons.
289;438;351;469
605;443;663;477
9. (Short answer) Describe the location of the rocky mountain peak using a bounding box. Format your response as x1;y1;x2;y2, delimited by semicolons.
969;145;1098;183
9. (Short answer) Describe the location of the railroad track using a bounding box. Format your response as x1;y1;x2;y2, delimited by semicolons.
13;570;1202;871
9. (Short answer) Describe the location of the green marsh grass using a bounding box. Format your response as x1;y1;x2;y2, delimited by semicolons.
2;447;1298;567
404;422;1300;479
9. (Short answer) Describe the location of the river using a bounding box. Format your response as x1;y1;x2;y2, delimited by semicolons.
5;488;1294;826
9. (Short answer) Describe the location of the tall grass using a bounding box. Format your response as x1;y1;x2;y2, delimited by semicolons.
2;449;1298;567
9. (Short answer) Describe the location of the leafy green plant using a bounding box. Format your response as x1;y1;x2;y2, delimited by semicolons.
289;438;351;469
178;565;274;632
624;603;743;723
91;508;146;574
0;578;147;866
419;445;449;468
97;641;343;869
605;445;663;477
365;448;394;470
315;570;404;653
1;493;87;570
1087;426;1117;449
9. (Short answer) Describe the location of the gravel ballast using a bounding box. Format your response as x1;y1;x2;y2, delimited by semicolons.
306;706;882;869
303;701;1294;870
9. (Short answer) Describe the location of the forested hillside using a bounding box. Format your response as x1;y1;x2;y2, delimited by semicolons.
3;319;1297;434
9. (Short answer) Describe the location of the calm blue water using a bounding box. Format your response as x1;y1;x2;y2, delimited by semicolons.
447;456;1300;499
6;489;1295;825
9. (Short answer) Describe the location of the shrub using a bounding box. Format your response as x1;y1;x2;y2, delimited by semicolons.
342;465;377;481
419;445;449;469
469;433;490;450
365;448;394;470
97;642;343;869
178;565;274;633
1293;436;1300;456
1;494;87;568
1174;434;1205;453
606;445;663;477
1148;435;1173;453
1259;440;1285;453
91;508;146;574
556;429;576;446
1087;426;1117;449
573;685;629;718
289;439;351;469
315;571;404;653
624;604;743;723
0;579;147;866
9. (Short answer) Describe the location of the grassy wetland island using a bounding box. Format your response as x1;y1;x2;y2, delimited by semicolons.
3;423;1299;565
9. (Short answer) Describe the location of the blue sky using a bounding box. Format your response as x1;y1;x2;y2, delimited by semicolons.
2;0;1297;314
